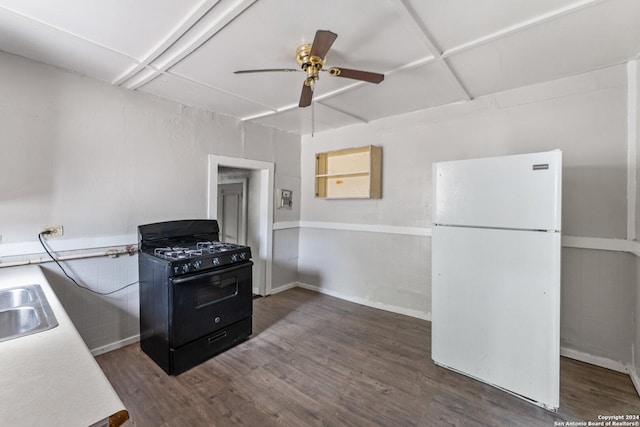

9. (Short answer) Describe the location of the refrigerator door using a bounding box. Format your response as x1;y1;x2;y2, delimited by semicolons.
433;151;561;231
432;225;561;410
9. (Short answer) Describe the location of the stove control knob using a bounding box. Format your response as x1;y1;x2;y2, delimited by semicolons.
212;257;220;266
231;254;238;262
240;252;246;260
193;260;202;270
181;264;190;273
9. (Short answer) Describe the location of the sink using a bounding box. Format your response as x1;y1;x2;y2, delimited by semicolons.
0;308;40;335
0;285;58;343
0;288;35;310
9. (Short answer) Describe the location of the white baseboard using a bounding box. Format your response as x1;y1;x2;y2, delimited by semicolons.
295;282;431;321
560;346;629;374
269;282;299;295
90;334;140;356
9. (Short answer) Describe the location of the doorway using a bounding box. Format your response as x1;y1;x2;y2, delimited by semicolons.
208;155;274;296
217;179;247;245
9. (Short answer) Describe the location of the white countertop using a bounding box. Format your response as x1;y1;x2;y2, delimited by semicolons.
0;265;127;426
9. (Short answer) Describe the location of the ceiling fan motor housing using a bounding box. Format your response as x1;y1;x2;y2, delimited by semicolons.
296;43;324;85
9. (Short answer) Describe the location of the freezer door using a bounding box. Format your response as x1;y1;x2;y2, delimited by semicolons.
431;225;561;410
433;151;561;231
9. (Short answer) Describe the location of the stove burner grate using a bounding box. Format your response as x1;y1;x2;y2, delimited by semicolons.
196;241;237;253
154;247;203;260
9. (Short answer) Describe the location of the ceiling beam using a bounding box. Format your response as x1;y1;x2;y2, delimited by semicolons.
112;0;221;86
122;0;257;90
442;0;604;58
392;0;472;102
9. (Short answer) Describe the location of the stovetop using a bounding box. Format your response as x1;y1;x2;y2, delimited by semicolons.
153;241;246;261
138;220;252;276
142;240;252;276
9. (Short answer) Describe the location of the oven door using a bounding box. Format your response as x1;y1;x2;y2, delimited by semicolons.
169;261;252;347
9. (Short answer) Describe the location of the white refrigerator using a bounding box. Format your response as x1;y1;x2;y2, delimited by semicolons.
431;150;562;411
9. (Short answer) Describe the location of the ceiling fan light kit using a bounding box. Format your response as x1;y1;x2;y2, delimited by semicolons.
234;30;385;109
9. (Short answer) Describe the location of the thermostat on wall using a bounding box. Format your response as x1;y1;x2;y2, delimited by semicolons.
277;189;292;210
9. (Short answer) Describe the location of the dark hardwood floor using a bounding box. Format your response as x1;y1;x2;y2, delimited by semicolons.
97;288;640;426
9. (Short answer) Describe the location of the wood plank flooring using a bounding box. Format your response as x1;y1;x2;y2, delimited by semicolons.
96;288;640;426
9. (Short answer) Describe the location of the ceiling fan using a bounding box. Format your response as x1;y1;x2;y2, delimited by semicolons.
234;30;385;108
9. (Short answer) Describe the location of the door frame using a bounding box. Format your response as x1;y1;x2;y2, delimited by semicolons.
208;155;274;296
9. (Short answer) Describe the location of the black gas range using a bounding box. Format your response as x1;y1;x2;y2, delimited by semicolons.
138;219;253;375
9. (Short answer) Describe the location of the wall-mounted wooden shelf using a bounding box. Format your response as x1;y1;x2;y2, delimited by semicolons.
315;145;382;199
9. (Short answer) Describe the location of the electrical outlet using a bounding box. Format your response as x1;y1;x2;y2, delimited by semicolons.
40;225;63;238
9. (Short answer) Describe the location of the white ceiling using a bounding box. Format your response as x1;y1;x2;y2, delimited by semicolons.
1;0;639;135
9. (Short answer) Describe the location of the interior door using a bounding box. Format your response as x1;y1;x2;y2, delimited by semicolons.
217;182;247;245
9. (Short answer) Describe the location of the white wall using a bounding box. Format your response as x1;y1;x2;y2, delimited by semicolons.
634;255;640;388
272;131;302;291
0;52;300;352
299;63;635;369
562;248;634;366
238;123;302;294
633;58;640;389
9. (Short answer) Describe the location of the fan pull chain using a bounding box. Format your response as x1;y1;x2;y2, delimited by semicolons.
311;81;315;137
312;97;315;137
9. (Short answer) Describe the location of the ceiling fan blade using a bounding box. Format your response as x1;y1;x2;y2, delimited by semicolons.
299;82;313;108
309;30;337;59
327;67;384;84
234;68;300;74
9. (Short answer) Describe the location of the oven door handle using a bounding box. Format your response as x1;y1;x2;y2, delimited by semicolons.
171;261;253;284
